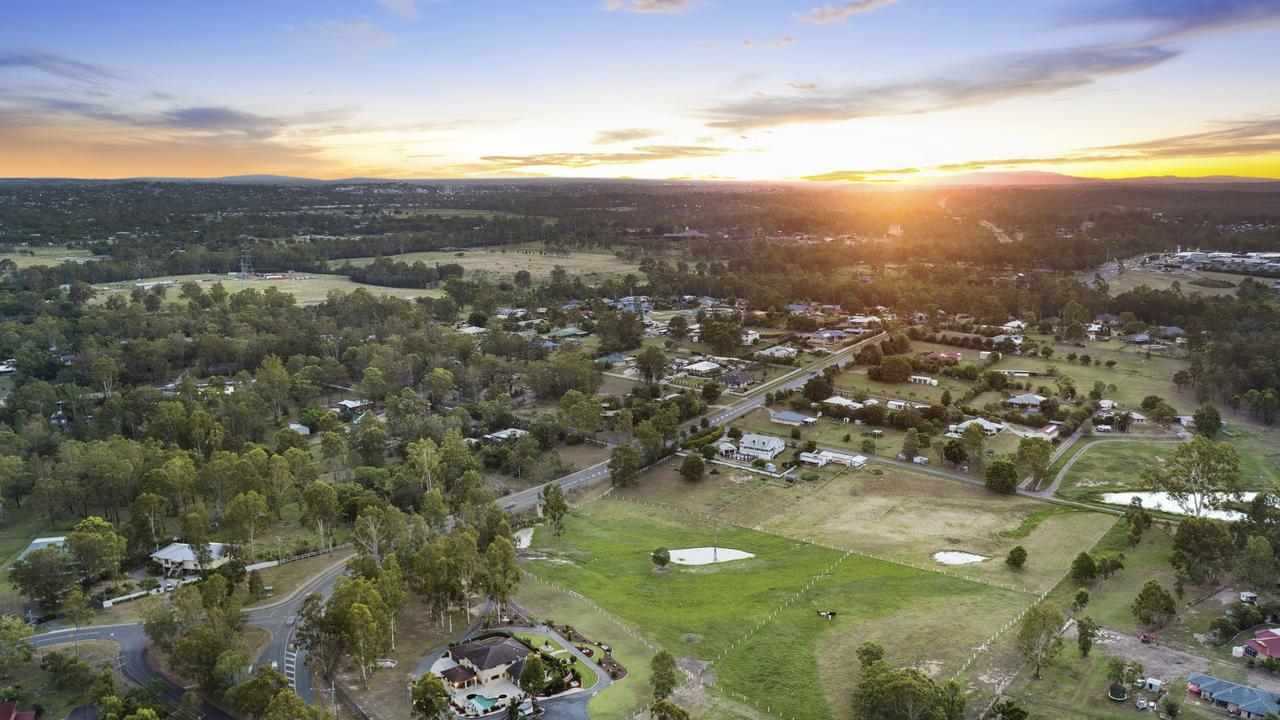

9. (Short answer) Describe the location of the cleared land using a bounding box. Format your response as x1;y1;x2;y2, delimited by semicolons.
0;246;103;267
341;246;639;282
91;273;439;305
526;500;1029;720
1102;269;1257;298
758;468;1116;593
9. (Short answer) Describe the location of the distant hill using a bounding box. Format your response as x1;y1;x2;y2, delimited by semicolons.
916;170;1278;188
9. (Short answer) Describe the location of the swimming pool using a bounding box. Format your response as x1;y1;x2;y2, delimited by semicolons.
471;696;498;712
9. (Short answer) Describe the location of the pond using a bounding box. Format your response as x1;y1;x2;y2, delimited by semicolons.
668;547;755;565
1099;491;1258;521
932;551;988;565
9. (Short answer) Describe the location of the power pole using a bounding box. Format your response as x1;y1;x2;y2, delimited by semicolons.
240;243;253;277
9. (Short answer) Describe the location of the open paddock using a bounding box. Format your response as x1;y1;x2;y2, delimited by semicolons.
526;500;1032;720
0;245;103;267
340;245;638;282
91;273;439;305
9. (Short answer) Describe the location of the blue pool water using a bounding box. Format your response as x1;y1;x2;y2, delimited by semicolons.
472;696;497;712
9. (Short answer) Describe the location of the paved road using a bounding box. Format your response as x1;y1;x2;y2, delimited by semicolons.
27;334;885;715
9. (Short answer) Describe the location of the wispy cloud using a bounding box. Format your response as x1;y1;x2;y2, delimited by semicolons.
803;167;918;182
705;43;1177;130
311;19;397;50
1064;0;1280;42
795;0;899;25
1094;115;1280;158
787;82;818;91
0;50;119;83
593;127;661;144
376;0;446;21
742;36;796;49
480;145;731;168
603;0;695;14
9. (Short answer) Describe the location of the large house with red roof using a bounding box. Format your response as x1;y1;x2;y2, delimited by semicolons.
1244;628;1280;659
0;701;36;720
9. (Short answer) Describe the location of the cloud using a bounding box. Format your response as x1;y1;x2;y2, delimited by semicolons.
1064;0;1280;42
593;127;661;144
603;0;695;13
794;0;899;25
0;50;119;83
480;144;732;168
803;167;918;181
311;19;397;50
787;82;817;91
1094;115;1280;158
705;43;1177;130
742;36;796;49
375;0;446;21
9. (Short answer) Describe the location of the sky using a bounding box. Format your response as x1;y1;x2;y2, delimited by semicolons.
2;0;1280;182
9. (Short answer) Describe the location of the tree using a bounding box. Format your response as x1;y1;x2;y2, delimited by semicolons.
1238;535;1277;588
802;375;832;403
900;429;919;459
961;424;986;467
1141;436;1242;516
1193;403;1222;438
990;699;1029;720
609;444;642;488
1076;616;1099;657
67;516;126;580
634;346;668;386
321;431;347;479
1172;516;1235;585
480;537;520;614
302;480;340;550
518;654;547;694
876;355;912;383
1073;588;1091;612
1131;580;1178;628
255;356;290;421
667;316;689;339
227;665;289;719
1017;603;1064;679
0;614;34;679
985;459;1018;494
650;650;679;701
342;602;388;685
60;586;95;656
1005;545;1027;570
1070;552;1097;585
225;491;270;561
263;688;329;720
651;700;692;720
679;453;705;482
942;440;967;467
540;483;569;536
652;547;670;569
1014;437;1053;483
9;546;75;611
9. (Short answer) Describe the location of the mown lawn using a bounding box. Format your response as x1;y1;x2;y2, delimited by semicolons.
526;501;1029;720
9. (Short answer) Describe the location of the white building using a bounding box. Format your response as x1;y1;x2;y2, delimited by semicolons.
822;396;863;410
685;360;722;376
756;345;798;360
740;330;761;346
909;375;939;387
737;433;787;461
151;542;230;576
483;428;530;443
952;418;1005;436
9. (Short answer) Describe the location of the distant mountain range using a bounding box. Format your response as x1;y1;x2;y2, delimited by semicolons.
915;170;1279;187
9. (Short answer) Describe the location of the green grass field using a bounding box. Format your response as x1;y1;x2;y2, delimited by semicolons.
0;246;102;268
341;245;639;282
91;273;440;305
527;500;1030;720
1102;269;1255;298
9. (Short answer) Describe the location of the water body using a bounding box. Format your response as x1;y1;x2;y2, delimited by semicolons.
1099;491;1258;521
933;551;988;565
668;547;755;565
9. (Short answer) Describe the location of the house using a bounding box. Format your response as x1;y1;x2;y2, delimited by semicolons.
909;375;939;387
1098;399;1117;411
336;398;373;414
484;428;530;444
720;372;757;389
822;396;862;411
288;422;311;436
740;329;761;345
737;433;787;461
685;360;722;376
770;411;816;427
457;325;487;336
817;450;867;468
847;315;880;328
806;329;849;346
1128;411;1149;425
1125;333;1152;344
886;400;908;411
0;701;36;720
1155;325;1186;338
991;334;1024;347
952;418;1005;436
1177;415;1196;427
756;345;798;360
798;451;829;467
444;636;532;689
1094;313;1121;326
1005;393;1046;408
1036;424;1061;441
1187;672;1280;719
549;326;589;339
1001;320;1028;333
151;542;231;576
